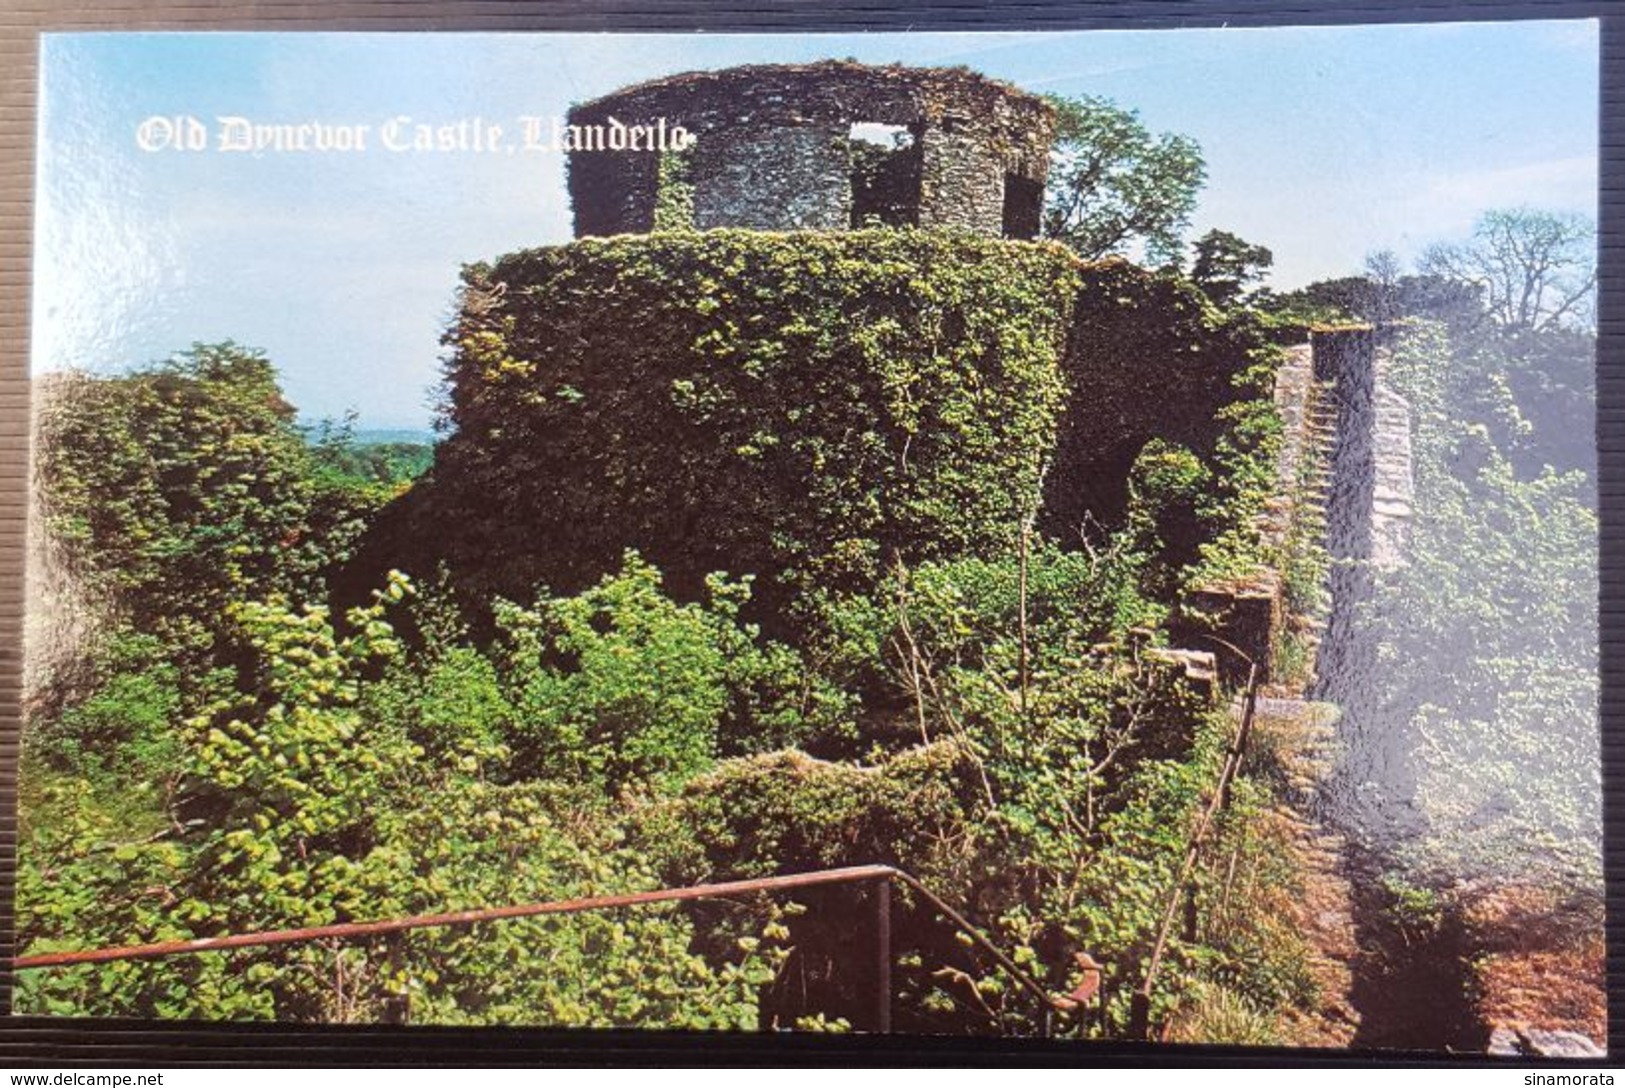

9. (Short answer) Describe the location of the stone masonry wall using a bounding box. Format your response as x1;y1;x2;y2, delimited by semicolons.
1318;328;1377;569
690;124;851;231
567;62;1054;239
1173;331;1414;689
916;123;1007;232
1312;326;1416;717
569;145;661;236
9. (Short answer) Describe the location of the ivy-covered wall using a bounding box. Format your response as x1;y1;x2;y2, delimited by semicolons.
1042;260;1268;539
347;230;1275;637
350;229;1081;625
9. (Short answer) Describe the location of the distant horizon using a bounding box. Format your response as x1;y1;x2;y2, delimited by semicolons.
32;24;1599;429
305;423;441;443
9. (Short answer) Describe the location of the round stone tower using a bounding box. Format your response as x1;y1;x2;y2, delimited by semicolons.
565;61;1056;239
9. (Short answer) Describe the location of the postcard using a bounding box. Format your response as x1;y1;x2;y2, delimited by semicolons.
18;24;1604;1057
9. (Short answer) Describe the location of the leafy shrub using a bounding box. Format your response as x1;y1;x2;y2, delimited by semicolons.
485;554;845;790
1127;439;1211;576
32;630;184;787
639;539;1238;1036
366;645;512;772
1183;355;1286;590
642;741;989;1030
658;741;983;882
19;572;783;1027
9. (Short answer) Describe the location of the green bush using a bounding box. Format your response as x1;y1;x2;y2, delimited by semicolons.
803;538;1158;731
34;630;183;785
19;571;783;1027
490;555;822;791
659;741;984;882
1127;439;1211;576
639;741;989;1031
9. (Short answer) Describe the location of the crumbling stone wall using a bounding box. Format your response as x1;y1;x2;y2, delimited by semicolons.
691;125;850;230
567;62;1054;239
1316;326;1415;575
1041;260;1259;537
850;137;923;228
1317;327;1379;571
1170;342;1321;686
1312;326;1401;709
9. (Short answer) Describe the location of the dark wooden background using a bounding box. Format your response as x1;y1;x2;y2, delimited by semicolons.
0;0;1617;1066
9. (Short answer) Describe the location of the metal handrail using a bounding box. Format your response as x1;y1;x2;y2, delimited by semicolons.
13;864;896;971
1130;662;1262;1038
14;862;1067;1035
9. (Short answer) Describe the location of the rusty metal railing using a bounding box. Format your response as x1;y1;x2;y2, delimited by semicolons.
14;863;1065;1035
1129;658;1263;1039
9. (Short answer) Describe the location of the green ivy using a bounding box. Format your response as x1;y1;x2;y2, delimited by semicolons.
357;229;1081;631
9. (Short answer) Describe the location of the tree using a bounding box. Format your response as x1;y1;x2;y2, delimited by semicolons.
1360;249;1404;326
1040;94;1205;265
36;344;314;654
36;343;384;651
1419;208;1596;333
1409;211;1598;477
1372;321;1600;893
1189;229;1273;308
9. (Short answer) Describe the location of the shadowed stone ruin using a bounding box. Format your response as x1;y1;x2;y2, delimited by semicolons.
567;61;1055;238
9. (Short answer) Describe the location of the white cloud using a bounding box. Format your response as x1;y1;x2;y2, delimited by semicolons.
1401;154;1598;237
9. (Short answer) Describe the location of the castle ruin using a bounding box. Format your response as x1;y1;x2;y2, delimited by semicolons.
390;61;1405;690
566;61;1056;238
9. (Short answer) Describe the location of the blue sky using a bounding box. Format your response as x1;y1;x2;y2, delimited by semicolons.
33;23;1599;429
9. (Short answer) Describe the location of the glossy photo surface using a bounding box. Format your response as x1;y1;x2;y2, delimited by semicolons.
19;25;1604;1057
